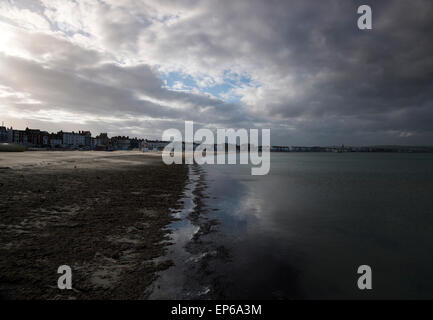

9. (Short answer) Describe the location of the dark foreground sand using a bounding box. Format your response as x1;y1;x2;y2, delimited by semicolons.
0;151;188;299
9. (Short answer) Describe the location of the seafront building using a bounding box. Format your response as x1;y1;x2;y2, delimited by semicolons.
110;136;131;150
0;126;8;143
59;131;86;148
145;140;170;151
0;124;171;152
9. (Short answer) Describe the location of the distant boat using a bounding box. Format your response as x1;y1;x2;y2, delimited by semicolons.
0;143;26;152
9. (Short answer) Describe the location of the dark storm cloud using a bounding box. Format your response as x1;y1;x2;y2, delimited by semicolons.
245;0;433;143
132;0;433;144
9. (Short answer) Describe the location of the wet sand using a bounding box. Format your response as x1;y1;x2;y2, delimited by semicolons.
148;165;227;299
0;151;188;299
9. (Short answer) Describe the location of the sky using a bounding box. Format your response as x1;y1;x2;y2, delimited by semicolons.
0;0;432;146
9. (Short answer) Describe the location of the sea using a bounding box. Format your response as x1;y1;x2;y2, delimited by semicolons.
151;153;433;299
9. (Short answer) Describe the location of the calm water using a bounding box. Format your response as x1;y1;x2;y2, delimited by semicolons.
195;153;433;299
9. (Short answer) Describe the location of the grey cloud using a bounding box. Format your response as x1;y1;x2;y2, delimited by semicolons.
1;0;433;145
0;28;256;132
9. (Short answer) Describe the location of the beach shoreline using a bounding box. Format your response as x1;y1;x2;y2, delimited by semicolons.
147;164;226;300
0;151;188;299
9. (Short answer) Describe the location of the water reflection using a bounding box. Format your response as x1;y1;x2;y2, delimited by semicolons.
201;153;433;299
148;167;200;299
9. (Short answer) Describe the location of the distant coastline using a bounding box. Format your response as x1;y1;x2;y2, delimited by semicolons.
2;142;433;154
1;125;432;153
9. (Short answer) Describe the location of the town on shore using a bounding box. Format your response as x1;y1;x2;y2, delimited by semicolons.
0;125;166;151
1;125;432;153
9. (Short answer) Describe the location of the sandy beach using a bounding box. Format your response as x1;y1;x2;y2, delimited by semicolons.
0;151;188;299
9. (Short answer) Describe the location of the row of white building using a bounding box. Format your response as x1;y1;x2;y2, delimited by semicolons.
0;126;136;150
